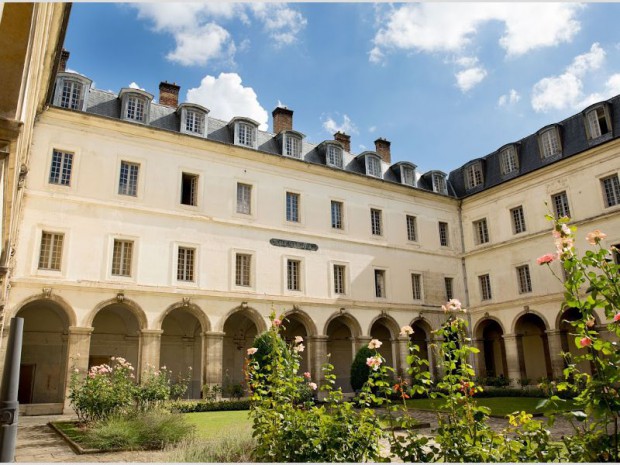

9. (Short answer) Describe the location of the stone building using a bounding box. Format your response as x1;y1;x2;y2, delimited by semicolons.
1;6;619;416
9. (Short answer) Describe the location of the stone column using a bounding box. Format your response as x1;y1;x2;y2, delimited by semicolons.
310;335;328;395
545;329;565;380
397;336;411;383
139;329;163;381
502;333;524;387
356;335;372;353
473;338;486;379
430;336;443;380
64;326;94;412
204;331;225;388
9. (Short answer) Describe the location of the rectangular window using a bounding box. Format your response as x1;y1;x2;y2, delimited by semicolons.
235;253;251;287
118;161;139;197
370;208;383;236
464;163;483;190
286;259;301;291
551;191;571;218
177;247;195;282
285;135;301;158
479;274;492;301
439;221;449;247
366;156;381;177
516;265;532;294
185;110;204;134
374;269;386;298
286;192;300;222
586;106;610;139
540;127;561;158
499;146;519;175
237;123;255;147
327;145;343;169
601;174;620;207
181;173;198;206
411;273;422;300
38;232;64;270
432;173;447;193
112;239;133;277
510;206;526;234
445;277;454;301
126;96;145;122
333;264;346;294
406;215;417;242
331;201;343;229
473;218;490;245
60;80;83;110
236;183;252;215
49;150;73;186
402;166;415;186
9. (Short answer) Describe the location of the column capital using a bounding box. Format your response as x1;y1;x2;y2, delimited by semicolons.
68;326;94;335
310;334;329;342
357;335;372;342
141;329;164;336
502;333;521;340
545;329;563;336
204;331;226;338
397;335;410;343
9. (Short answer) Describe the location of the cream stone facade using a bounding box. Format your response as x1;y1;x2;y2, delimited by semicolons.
2;6;620;416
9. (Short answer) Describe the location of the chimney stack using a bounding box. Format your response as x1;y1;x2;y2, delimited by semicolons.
334;131;351;153
272;106;293;134
374;137;391;164
159;81;180;107
59;49;70;72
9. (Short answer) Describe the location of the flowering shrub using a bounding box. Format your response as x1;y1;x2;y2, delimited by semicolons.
135;365;191;411
537;215;620;462
69;357;136;422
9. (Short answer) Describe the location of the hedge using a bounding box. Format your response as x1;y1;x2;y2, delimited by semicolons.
169;399;250;413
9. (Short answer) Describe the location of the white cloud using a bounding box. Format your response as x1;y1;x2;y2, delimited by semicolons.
368;125;377;133
498;89;521;107
370;3;583;61
322;114;359;136
166;23;235;67
131;3;306;66
455;67;487;92
531;43;607;112
128;82;145;91
186;73;268;131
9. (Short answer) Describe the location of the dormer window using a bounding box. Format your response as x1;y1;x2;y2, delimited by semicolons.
538;126;562;159
499;145;519;176
230;117;259;149
401;165;415;187
365;154;382;178
464;161;484;190
584;104;612;140
178;103;209;137
119;89;153;125
280;131;304;159
326;144;343;169
432;172;448;194
53;73;92;111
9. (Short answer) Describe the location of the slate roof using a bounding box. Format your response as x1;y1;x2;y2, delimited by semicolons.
60;73;620;201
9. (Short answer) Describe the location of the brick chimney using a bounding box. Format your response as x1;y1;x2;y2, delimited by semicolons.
374;137;391;164
159;81;180;107
334;131;351;153
272;106;293;134
59;49;70;72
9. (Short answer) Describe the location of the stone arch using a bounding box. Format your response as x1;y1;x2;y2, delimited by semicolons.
409;317;433;376
510;309;550;335
282;308;316;374
554;306;600;330
221;306;264;391
12;293;77;327
85;296;148;330
160;304;206;399
15;299;71;405
474;318;507;379
473;316;507;338
156;301;211;333
409;316;433;334
219;305;267;334
324;313;362;392
514;312;552;382
369;314;400;369
88;300;144;371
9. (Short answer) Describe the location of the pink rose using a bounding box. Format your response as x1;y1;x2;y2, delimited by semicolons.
295;335;303;344
399;325;414;336
294;344;305;353
368;339;382;349
273;319;282;327
585;230;607;245
536;253;555;265
303;372;311;379
614;313;620;322
247;347;258;355
308;382;317;391
579;337;592;348
366;355;382;371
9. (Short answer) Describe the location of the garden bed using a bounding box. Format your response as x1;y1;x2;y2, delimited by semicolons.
49;421;117;454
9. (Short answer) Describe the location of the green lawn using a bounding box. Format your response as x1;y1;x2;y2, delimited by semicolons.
184;410;252;438
405;397;576;417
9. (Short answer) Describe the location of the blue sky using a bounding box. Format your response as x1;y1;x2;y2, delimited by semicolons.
64;2;620;174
